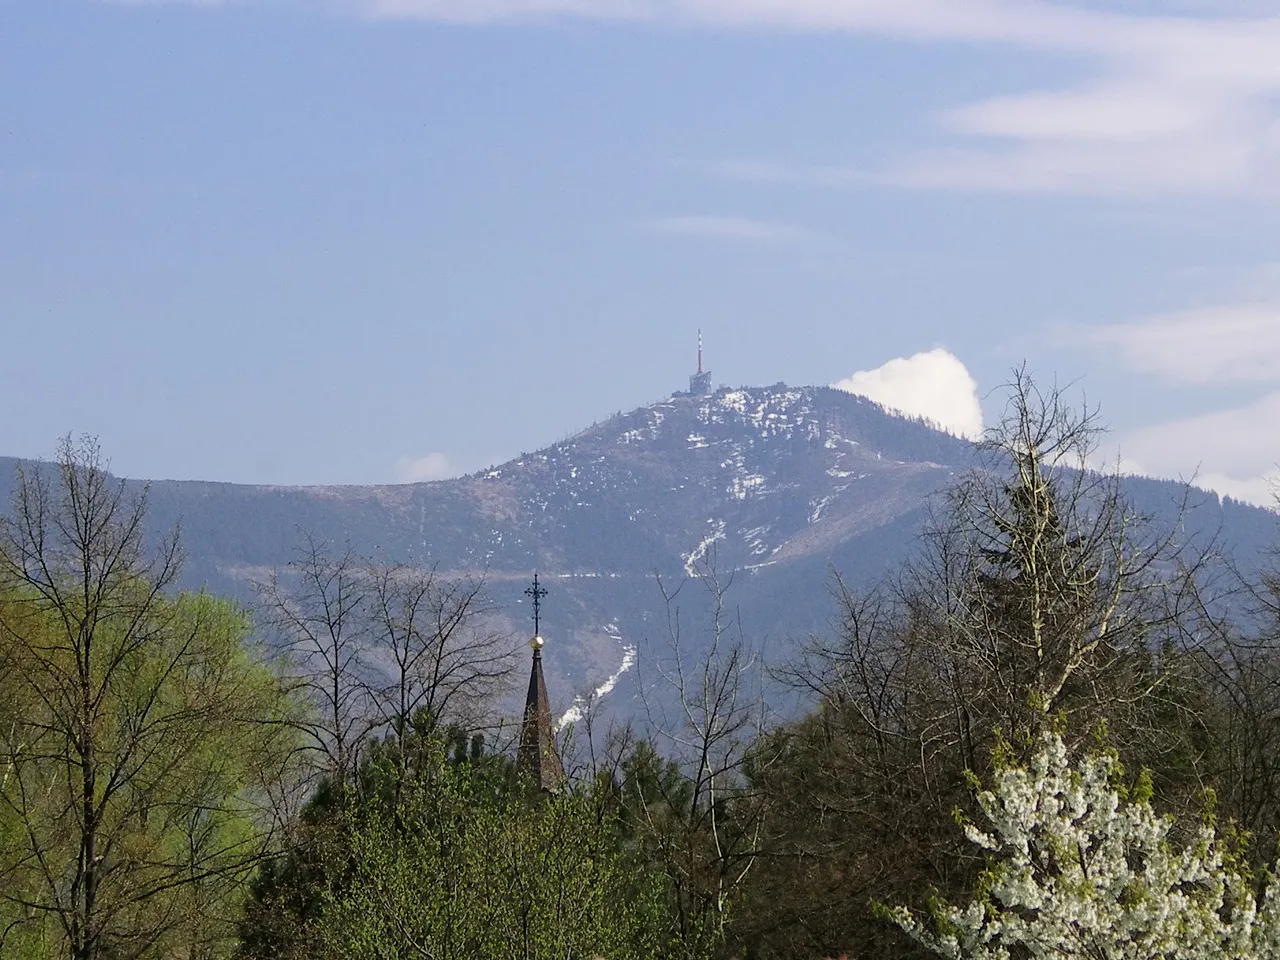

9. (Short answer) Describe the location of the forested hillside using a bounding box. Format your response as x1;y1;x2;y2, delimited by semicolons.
0;383;1270;731
4;376;1280;958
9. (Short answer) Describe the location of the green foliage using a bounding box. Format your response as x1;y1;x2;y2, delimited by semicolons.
236;716;493;960
0;437;303;960
235;777;347;960
10;382;1280;960
602;734;760;958
0;587;300;959
311;730;676;960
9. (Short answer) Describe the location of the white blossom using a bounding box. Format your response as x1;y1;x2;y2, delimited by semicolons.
890;731;1280;959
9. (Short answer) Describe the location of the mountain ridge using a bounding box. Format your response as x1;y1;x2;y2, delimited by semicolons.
1;384;1273;723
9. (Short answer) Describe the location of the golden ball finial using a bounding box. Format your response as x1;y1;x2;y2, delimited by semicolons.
530;635;545;651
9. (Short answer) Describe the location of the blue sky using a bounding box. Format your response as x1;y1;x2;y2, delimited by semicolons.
4;0;1280;502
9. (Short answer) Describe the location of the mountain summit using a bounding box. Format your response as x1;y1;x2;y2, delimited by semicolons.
0;385;1269;721
442;384;971;577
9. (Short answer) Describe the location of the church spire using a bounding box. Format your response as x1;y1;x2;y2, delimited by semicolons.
518;574;564;793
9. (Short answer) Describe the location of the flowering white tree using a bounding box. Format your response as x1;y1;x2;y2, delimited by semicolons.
888;732;1280;959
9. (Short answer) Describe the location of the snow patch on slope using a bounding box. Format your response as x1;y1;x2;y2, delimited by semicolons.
685;520;727;577
557;626;638;730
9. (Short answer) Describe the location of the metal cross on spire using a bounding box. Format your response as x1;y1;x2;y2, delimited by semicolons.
519;571;563;792
525;573;548;637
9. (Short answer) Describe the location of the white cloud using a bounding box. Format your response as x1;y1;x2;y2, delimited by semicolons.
354;0;1114;44
645;216;809;241
395;452;456;483
1115;391;1280;507
358;0;644;24
1073;284;1280;507
122;0;1280;199
1123;392;1280;478
1194;471;1278;508
832;348;984;440
943;84;1215;143
1085;304;1280;383
658;4;1280;199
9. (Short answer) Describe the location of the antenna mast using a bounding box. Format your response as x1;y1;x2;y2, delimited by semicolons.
689;330;712;397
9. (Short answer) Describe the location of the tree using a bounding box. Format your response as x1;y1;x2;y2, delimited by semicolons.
0;436;298;960
1171;496;1280;876
242;545;521;958
256;535;371;786
257;541;517;790
233;772;350;960
889;729;1280;960
365;563;514;741
728;577;978;960
313;728;676;960
907;367;1206;757
728;372;1216;959
628;557;771;957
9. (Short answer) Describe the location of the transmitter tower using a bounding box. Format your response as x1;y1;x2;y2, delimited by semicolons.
688;330;713;396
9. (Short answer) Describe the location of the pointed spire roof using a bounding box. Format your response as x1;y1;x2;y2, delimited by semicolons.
518;636;564;792
517;575;563;793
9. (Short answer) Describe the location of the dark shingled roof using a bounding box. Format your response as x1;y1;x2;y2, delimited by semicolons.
517;644;564;793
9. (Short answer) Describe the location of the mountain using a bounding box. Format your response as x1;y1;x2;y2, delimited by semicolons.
1;385;1273;724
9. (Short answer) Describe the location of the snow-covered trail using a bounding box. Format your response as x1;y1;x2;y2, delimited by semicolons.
557;643;638;730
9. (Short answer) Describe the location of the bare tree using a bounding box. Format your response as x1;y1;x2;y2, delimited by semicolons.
731;371;1219;959
365;564;516;739
0;436;296;960
629;555;772;954
1180;513;1280;861
236;558;519;960
900;366;1211;757
730;575;987;960
256;534;371;785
